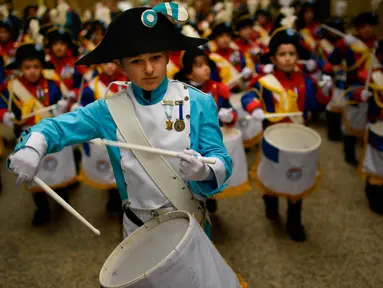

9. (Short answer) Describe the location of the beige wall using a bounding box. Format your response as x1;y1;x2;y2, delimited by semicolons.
332;0;383;36
7;0;383;36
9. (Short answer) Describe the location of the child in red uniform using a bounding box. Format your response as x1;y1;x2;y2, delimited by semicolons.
0;43;70;225
241;28;331;241
45;26;86;97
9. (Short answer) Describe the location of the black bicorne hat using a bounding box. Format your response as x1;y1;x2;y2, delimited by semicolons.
234;14;255;31
5;43;54;70
0;18;13;32
209;21;233;40
353;12;379;27
76;2;208;66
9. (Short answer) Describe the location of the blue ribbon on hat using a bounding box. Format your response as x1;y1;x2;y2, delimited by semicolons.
141;2;188;28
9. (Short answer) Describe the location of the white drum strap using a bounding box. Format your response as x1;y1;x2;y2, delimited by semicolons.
106;89;204;223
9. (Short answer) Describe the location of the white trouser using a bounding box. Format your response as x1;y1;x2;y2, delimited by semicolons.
122;205;176;238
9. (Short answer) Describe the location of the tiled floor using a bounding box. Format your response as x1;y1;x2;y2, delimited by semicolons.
1;125;382;287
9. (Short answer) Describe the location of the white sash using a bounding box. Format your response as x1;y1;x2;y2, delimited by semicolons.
106;91;204;223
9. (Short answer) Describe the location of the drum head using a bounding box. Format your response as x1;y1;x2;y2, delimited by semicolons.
221;127;241;141
264;123;321;152
370;122;383;136
100;211;190;287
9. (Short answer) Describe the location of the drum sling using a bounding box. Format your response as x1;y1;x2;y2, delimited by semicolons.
106;90;204;224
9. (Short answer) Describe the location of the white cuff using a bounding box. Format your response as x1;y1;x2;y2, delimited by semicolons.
207;158;226;188
25;132;48;158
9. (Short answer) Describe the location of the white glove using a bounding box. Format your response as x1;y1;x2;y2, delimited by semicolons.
250;47;261;56
53;99;69;116
263;64;274;74
70;103;81;112
241;67;253;79
305;59;317;72
3;112;15;127
344;34;358;46
63;91;76;101
218;108;234;123
251;108;265;121
178;149;212;181
321;74;333;90
361;89;372;102
9;147;41;186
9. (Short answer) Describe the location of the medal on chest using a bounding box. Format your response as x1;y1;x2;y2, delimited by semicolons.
36;85;46;101
174;100;185;132
162;99;174;130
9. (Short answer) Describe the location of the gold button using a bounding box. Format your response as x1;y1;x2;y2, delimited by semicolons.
184;96;189;101
184;85;188;90
186;115;190;119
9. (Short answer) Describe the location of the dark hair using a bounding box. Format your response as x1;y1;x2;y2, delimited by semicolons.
174;48;217;82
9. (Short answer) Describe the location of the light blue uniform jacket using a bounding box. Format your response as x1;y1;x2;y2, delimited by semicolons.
12;78;232;202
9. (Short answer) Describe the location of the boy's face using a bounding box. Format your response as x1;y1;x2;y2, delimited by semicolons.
100;62;118;76
303;9;314;24
93;28;104;44
215;33;232;49
51;40;68;58
257;15;268;26
117;52;169;91
271;44;298;73
238;26;253;40
21;59;43;83
0;27;11;43
187;55;211;84
357;24;374;40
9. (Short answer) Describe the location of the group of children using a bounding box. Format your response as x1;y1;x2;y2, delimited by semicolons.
1;0;382;247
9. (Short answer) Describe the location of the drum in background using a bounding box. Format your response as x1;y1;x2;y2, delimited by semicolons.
29;146;78;192
218;127;251;198
362;122;383;177
342;103;368;137
99;211;241;288
79;140;116;189
256;123;321;199
230;93;263;148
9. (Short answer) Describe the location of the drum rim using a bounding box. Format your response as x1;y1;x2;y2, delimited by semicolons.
263;123;322;153
369;121;383;136
99;210;194;288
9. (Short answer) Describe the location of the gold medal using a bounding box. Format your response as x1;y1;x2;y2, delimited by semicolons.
166;119;173;130
174;119;185;131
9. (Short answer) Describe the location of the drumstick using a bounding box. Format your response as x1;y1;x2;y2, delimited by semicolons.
33;176;101;235
77;74;86;105
297;60;308;65
21;104;57;120
245;111;303;120
320;24;347;38
227;71;248;89
91;139;217;165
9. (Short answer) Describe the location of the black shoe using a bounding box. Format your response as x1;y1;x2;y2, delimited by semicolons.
345;158;359;167
263;195;279;220
287;224;307;242
32;209;51;226
106;189;122;213
365;182;383;214
206;198;218;214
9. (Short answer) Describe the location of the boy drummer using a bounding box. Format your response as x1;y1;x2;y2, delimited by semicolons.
241;28;331;241
7;3;232;239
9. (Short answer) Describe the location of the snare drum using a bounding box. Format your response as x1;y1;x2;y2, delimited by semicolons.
230;93;263;148
362;122;383;178
29;146;78;192
343;102;368;137
255;123;321;200
100;211;242;288
79;140;116;189
217;127;251;199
